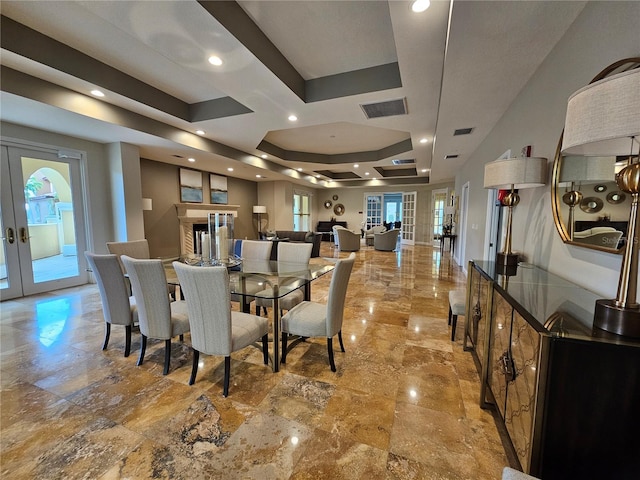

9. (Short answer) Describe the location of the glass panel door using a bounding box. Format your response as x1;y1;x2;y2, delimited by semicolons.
365;194;383;229
1;144;88;300
402;191;416;245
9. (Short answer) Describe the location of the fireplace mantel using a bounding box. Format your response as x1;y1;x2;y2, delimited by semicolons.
175;204;240;254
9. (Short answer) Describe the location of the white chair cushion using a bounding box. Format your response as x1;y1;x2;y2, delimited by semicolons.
169;300;191;336
281;301;328;338
449;289;466;316
231;311;269;350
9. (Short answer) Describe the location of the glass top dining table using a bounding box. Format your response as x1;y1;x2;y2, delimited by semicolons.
163;256;336;372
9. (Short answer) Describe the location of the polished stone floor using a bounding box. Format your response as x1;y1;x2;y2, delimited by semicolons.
0;242;510;479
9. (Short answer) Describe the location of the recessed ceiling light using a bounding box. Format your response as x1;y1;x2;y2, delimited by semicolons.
288;115;298;122
260;154;268;159
188;157;196;163
420;138;428;144
315;174;320;178
297;168;303;172
91;89;104;97
365;172;370;176
411;0;430;13
227;167;234;172
421;168;428;173
256;174;262;178
354;164;359;168
195;130;205;135
208;55;222;66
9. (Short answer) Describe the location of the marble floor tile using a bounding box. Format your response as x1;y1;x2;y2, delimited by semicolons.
0;244;512;478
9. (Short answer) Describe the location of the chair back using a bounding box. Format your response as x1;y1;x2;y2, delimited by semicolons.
106;239;150;272
173;262;232;356
241;239;272;261
326;252;356;336
121;255;172;339
85;252;135;326
278;242;312;264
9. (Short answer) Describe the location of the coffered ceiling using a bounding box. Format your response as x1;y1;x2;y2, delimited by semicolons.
0;1;587;188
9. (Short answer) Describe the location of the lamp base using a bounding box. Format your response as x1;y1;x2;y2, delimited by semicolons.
593;299;640;338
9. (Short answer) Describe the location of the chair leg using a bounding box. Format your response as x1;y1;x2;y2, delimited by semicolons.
189;349;199;385
327;337;336;372
448;306;452;325
337;330;345;352
281;332;288;364
451;315;458;341
179;334;184;342
256;304;261;316
124;325;132;357
263;306;269;316
137;334;147;366
102;323;111;350
163;339;171;375
223;356;231;397
262;334;269;365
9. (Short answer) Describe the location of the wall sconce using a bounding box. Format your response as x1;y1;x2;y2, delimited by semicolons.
561;67;640;337
142;198;153;211
253;205;267;234
484;156;547;273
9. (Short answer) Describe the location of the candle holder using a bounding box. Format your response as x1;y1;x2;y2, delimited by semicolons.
208;212;234;265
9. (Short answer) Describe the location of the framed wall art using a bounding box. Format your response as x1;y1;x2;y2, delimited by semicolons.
210;173;228;204
179;168;203;203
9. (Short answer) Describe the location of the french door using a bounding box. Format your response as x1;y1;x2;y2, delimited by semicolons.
1;144;88;300
401;191;416;245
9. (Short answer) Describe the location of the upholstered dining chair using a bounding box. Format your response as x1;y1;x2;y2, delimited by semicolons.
230;239;273;311
106;239;177;299
121;255;190;375
254;242;313;317
281;252;356;372
173;262;269;397
85;252;138;357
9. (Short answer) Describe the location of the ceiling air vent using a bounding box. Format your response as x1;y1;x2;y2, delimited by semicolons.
453;127;474;136
445;154;459;160
392;158;415;165
360;98;407;119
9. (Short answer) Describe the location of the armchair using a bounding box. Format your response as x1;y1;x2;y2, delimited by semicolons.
374;228;400;251
333;226;361;252
365;225;386;246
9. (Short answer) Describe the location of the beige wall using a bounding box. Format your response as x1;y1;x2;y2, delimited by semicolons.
140;159;259;258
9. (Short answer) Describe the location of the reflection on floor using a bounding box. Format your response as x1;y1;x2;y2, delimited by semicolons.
0;243;510;479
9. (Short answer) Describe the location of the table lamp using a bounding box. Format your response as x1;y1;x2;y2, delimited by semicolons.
443;205;455;234
484;156;547;273
561;67;640;337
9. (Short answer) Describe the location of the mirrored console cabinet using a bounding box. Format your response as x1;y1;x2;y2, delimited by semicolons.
464;261;640;479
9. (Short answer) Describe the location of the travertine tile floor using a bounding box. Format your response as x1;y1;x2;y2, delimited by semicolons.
1;243;510;479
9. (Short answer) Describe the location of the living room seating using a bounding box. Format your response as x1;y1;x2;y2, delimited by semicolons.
573;227;623;248
374;228;400;251
317;220;347;241
275;230;321;257
333;226;361;252
365;225;386;246
281;252;356;372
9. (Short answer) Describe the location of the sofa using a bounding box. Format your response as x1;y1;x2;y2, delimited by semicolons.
275;230;322;257
374;228;400;251
333;226;361;252
573;226;623;249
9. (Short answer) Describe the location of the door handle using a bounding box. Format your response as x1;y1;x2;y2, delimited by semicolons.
19;227;29;243
5;227;15;244
499;351;517;382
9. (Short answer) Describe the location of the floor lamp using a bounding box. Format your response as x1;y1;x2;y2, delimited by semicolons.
484;156;547;274
253;205;267;236
561;68;640;337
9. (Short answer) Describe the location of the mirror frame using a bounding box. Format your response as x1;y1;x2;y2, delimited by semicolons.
551;57;640;254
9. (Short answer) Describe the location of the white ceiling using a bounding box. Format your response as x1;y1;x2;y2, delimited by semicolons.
0;0;587;188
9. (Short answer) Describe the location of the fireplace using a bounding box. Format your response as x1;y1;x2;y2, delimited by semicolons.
175;203;239;255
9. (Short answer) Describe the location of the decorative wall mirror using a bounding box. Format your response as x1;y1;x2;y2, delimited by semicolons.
551;57;640;253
